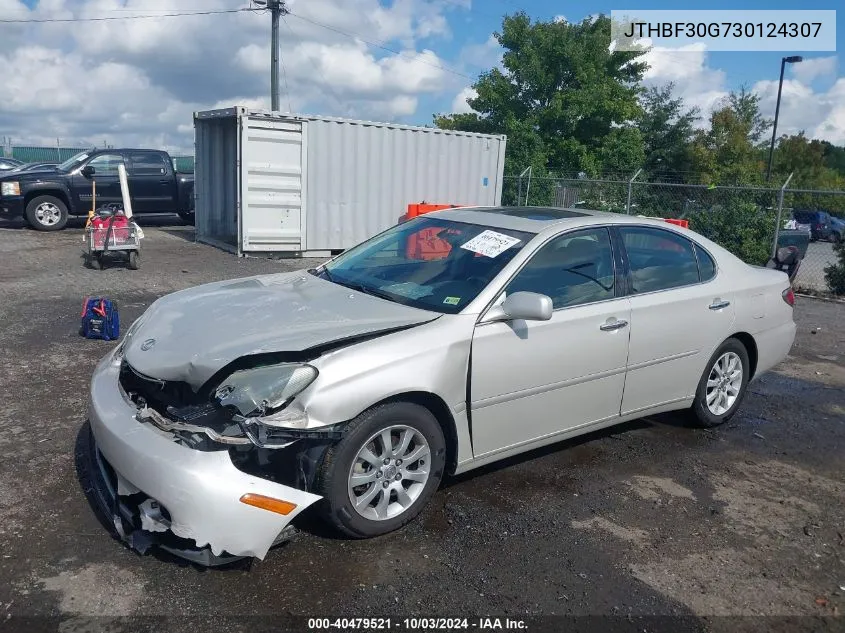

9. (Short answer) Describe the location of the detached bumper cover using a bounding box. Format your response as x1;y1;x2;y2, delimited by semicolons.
87;352;322;561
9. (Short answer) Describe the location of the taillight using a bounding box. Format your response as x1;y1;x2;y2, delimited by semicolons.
782;287;795;306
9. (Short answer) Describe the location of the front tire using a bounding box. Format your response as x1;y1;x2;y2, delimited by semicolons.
689;338;750;428
25;195;68;231
317;402;446;538
178;211;195;226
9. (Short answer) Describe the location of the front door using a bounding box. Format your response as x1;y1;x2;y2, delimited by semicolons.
470;227;631;457
73;153;124;212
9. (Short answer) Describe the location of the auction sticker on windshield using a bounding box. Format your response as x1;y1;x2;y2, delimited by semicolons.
460;230;521;258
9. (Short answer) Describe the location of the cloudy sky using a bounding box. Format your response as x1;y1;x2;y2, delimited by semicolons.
1;0;843;154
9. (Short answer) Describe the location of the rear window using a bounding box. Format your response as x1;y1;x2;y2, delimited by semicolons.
793;211;817;223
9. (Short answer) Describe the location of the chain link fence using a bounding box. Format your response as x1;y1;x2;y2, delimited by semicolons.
503;173;845;295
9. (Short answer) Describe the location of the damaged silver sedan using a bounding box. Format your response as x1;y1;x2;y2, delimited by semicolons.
86;207;795;565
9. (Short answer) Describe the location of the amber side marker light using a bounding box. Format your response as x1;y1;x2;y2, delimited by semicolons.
239;493;297;515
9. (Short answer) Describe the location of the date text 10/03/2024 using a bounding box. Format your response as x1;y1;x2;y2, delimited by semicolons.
307;618;528;630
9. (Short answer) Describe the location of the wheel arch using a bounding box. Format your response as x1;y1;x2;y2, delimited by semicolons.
25;189;71;211
729;331;758;379
367;391;460;475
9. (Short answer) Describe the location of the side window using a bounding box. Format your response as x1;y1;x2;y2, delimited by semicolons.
86;154;124;177
621;227;700;293
129;152;167;176
695;244;716;282
506;228;615;309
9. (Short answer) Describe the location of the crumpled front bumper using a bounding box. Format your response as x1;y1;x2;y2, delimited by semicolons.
87;351;322;563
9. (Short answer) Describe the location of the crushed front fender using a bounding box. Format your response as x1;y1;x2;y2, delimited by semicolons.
87;353;322;561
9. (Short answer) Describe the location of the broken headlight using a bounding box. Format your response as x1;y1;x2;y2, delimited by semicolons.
214;363;317;423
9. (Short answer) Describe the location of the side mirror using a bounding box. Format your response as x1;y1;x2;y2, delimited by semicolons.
482;291;553;323
81;165;95;177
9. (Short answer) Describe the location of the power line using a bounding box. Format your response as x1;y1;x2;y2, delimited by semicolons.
286;11;475;81
0;8;252;24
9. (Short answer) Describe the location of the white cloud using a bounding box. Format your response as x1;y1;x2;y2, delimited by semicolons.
553;15;567;23
643;44;728;118
789;56;838;84
0;0;469;147
459;34;501;72
753;77;845;145
643;44;845;145
450;86;477;114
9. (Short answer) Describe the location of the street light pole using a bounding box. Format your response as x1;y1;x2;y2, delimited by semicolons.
766;55;802;182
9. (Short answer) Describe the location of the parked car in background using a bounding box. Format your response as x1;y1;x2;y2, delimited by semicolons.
0;149;195;230
9;162;59;173
0;158;24;172
792;210;834;242
829;215;844;243
86;207;796;565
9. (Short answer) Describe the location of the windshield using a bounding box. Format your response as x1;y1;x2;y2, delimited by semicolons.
57;151;91;173
316;216;534;314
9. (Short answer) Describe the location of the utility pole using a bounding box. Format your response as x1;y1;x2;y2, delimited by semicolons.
255;0;287;111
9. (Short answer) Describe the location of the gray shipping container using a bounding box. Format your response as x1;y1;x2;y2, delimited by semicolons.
193;107;507;256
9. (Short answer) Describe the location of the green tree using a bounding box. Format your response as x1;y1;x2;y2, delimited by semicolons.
639;84;699;180
820;141;845;177
689;89;771;186
773;134;845;213
434;12;648;193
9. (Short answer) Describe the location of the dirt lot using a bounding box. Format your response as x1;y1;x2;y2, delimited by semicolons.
0;217;843;632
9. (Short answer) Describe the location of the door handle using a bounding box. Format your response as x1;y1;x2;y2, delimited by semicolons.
600;319;628;332
709;300;731;310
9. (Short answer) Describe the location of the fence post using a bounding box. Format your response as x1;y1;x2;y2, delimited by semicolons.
772;172;794;258
626;168;642;215
518;166;532;206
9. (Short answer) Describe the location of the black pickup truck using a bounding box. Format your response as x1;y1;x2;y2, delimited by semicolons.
0;148;194;230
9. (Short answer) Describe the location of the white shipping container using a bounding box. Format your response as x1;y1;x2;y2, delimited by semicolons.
193;107;507;256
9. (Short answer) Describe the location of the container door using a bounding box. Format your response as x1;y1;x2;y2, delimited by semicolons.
239;116;305;252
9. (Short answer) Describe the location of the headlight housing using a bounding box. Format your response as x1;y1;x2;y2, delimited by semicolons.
1;181;21;197
214;363;318;418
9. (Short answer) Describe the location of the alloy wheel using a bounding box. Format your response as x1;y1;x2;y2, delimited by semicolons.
705;351;743;416
347;425;431;521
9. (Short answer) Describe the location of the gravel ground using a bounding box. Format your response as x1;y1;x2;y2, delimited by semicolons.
0;216;843;632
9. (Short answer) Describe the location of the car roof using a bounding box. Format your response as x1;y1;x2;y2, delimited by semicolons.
430;206;682;235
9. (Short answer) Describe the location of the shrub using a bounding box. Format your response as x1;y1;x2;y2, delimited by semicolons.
824;241;845;295
685;202;777;266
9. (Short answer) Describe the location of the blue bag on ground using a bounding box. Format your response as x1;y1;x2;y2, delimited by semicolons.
80;297;120;340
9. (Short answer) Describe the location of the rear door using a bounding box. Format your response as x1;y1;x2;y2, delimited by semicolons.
127;151;176;213
618;226;736;415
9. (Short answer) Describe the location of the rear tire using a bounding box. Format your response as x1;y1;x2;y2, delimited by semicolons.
688;338;750;428
178;212;195;226
25;195;68;231
127;251;140;270
316;402;446;538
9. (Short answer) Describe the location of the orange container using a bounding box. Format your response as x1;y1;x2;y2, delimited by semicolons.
664;218;689;228
404;203;463;259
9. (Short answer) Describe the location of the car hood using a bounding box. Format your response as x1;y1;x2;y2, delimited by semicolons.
123;271;438;388
0;169;61;182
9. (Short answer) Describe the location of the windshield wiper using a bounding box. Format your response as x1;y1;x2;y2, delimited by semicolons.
309;266;333;282
333;279;396;302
